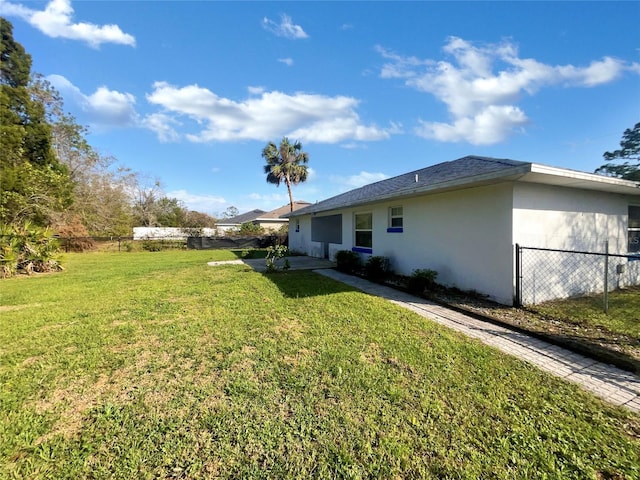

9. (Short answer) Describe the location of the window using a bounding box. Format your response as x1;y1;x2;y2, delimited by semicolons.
295;219;300;232
388;206;403;232
629;206;640;253
354;212;372;251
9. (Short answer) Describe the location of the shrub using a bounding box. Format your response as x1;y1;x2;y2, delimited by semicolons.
55;218;95;252
335;250;362;274
238;222;265;236
364;256;391;283
265;245;289;273
0;222;63;277
142;240;163;252
141;240;185;251
407;268;438;295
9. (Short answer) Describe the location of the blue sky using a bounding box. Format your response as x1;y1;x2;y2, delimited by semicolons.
2;0;639;216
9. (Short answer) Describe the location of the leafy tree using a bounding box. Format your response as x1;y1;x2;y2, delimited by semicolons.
184;210;217;228
155;197;187;227
262;137;309;212
222;206;239;219
30;75;135;235
129;175;164;226
0;18;73;226
595;122;640;181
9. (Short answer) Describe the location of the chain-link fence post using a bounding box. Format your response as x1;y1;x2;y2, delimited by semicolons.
603;240;609;314
514;243;521;307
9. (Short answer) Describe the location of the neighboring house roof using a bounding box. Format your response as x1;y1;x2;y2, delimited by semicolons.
286;155;640;217
257;201;313;220
219;209;266;226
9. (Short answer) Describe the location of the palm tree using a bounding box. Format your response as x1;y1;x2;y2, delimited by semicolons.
262;137;309;212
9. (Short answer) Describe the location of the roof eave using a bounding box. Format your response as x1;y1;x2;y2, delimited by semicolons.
288;164;533;216
523;164;640;195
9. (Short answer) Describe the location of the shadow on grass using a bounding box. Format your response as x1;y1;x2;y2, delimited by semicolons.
262;270;357;298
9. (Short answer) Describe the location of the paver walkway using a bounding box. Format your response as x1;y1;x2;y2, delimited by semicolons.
315;269;640;413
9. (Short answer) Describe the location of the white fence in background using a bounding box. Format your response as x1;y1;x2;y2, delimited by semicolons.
133;227;217;240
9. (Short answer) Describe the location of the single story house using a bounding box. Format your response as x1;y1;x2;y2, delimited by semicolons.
216;209;267;235
217;202;312;236
286;156;640;305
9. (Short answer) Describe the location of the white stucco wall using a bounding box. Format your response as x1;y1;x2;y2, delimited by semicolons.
290;184;515;304
289;182;640;306
513;183;629;253
375;183;514;304
513;183;639;303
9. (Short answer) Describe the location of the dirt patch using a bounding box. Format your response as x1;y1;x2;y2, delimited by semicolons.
282;348;316;368
0;304;41;312
359;342;383;365
271;317;305;340
20;356;42;367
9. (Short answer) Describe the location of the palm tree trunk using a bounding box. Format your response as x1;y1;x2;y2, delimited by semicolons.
285;178;294;211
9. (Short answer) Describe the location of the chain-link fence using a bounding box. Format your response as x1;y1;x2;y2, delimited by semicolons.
53;234;287;252
515;243;640;312
2;234;288;253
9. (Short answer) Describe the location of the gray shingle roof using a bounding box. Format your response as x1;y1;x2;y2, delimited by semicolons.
223;209;267;224
258;201;312;219
289;156;529;216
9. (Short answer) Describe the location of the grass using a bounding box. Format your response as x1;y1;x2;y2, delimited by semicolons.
1;250;639;479
530;286;640;339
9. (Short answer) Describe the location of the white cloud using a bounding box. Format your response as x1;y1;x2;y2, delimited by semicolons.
166;190;226;215
378;37;639;145
330;171;389;190
142;113;180;143
0;0;135;48
248;86;265;95
416;106;528;145
278;57;294;67
145;81;394;144
249;192;288;202
47;74;138;127
262;14;308;39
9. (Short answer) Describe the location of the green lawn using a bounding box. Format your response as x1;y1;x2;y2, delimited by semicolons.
1;250;638;479
531;286;640;339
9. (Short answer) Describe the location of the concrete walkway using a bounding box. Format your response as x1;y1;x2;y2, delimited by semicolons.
234;256;335;272
315;269;640;413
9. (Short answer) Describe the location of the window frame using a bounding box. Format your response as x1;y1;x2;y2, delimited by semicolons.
387;205;403;233
353;212;373;253
629;205;640;253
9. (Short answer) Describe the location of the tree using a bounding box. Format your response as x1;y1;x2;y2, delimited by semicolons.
262;137;309;211
0;18;73;226
595;122;640;181
129;175;164;227
222;206;239;219
184;210;217;228
30;74;134;235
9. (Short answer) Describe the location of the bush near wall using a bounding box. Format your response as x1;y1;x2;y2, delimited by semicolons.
335;250;362;274
364;256;392;283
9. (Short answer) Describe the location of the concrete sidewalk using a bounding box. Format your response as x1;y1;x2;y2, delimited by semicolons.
207;256;336;272
315;268;640;413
